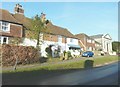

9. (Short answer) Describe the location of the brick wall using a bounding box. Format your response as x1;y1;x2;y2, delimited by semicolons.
62;37;66;43
78;37;95;51
43;33;58;42
43;33;67;43
2;23;23;38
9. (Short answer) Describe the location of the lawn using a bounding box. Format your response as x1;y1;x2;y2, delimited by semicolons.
2;55;118;73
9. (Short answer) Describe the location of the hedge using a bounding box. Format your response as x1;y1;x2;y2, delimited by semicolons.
2;44;40;66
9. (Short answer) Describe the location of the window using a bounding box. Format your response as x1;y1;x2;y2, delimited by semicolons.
0;36;8;44
92;40;95;43
3;37;7;44
87;39;91;43
70;38;73;43
1;22;10;32
87;47;92;51
58;35;62;43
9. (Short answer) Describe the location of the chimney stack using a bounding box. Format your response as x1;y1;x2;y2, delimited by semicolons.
14;3;24;15
40;12;46;22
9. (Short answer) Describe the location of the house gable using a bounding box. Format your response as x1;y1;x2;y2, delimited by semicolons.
75;33;95;51
103;34;112;40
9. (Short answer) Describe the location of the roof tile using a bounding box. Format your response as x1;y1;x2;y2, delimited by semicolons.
0;9;21;24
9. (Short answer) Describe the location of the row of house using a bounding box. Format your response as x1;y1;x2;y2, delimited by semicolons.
0;4;113;57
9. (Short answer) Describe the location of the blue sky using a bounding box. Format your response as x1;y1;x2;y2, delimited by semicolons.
2;2;118;41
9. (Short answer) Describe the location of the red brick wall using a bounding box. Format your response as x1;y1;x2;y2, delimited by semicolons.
2;23;23;38
62;37;66;43
86;43;95;48
78;37;95;51
43;33;58;42
43;33;67;43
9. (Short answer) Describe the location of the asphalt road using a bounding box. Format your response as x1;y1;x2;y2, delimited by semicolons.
39;62;119;85
2;61;119;85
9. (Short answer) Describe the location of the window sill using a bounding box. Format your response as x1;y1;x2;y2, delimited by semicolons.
1;31;10;33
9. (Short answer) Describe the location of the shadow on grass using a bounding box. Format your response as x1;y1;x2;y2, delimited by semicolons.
2;59;94;85
39;57;48;63
2;68;83;85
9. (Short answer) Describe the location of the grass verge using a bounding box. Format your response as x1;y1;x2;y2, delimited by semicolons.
2;55;118;73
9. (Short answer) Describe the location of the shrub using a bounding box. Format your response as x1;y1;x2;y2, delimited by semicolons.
67;51;72;58
45;46;52;58
2;44;40;66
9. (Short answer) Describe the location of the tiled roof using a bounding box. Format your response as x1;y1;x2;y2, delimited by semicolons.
46;22;76;38
0;9;21;24
75;33;94;40
75;33;84;39
95;41;101;45
1;8;76;38
12;14;32;29
13;16;76;38
90;34;103;39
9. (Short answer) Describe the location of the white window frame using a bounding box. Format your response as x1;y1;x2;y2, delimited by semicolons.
58;35;62;43
70;38;73;43
87;39;91;43
1;21;10;32
0;36;9;44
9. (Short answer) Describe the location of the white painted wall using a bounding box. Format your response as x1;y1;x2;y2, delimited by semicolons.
40;37;80;57
102;36;112;53
66;38;78;45
40;40;70;57
94;34;112;54
22;34;80;57
20;38;37;47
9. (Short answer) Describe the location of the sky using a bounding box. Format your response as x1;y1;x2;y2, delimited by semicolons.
1;2;118;41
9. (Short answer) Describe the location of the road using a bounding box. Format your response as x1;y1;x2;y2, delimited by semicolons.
38;61;119;85
2;61;119;85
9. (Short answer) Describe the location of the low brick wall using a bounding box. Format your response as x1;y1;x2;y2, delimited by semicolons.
2;44;40;66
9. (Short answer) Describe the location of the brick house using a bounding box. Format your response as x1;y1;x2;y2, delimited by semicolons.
1;4;81;57
75;33;95;52
0;8;23;44
39;22;81;57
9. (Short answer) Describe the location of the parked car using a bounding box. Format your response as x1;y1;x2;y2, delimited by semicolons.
82;51;94;57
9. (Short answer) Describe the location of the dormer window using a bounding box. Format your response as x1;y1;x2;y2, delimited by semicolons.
1;22;10;32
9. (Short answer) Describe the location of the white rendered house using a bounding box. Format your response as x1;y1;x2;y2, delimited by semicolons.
90;34;112;54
